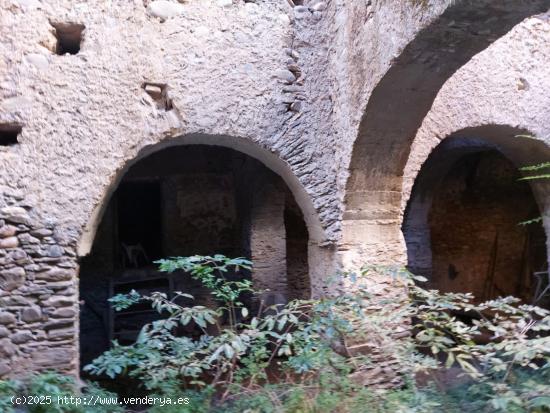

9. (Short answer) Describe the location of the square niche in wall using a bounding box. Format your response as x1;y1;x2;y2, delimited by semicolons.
52;22;85;55
0;123;22;146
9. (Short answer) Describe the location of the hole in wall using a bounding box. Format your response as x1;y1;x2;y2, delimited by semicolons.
143;82;173;111
52;23;85;55
0;124;22;146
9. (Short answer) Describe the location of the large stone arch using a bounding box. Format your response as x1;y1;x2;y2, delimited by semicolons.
78;133;327;256
402;125;550;304
76;133;330;368
341;1;550;268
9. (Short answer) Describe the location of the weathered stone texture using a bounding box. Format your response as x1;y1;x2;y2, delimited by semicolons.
1;0;549;381
0;195;78;377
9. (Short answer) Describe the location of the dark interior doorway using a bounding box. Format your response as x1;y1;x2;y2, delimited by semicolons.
403;143;548;307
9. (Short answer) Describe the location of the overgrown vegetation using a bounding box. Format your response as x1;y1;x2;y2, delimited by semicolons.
0;372;122;413
2;256;549;412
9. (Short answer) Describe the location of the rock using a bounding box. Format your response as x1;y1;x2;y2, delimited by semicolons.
0;296;31;307
310;1;327;11
0;236;19;249
48;328;73;340
0;326;9;338
0;312;16;325
148;1;185;20
0;225;17;238
0;266;25;291
284;48;299;60
21;306;42;322
42;296;73;308
44;319;73;331
18;233;40;245
1;207;28;218
0;339;16;357
46;245;64;258
9;249;29;265
294;5;309;18
274;69;296;84
32;347;73;368
25;53;49;71
51;308;75;318
35;267;72;282
10;330;33;344
30;228;53;238
290;101;302;112
287;63;301;74
0;362;10;376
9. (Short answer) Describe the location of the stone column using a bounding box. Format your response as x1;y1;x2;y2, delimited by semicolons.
250;183;287;303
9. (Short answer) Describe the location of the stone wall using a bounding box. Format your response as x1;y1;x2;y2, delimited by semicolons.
2;0;550;380
405;148;546;301
0;195;79;377
402;12;550;269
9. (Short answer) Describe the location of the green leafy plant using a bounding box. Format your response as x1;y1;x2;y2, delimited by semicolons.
84;255;550;412
0;372;123;413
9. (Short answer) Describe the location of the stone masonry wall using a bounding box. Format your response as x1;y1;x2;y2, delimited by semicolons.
2;0;550;380
0;194;79;378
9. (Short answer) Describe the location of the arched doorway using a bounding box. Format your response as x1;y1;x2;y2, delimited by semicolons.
78;144;310;368
341;1;549;264
403;135;549;306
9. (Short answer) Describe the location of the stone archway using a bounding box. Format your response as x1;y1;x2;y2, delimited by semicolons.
403;126;550;306
341;1;550;267
77;138;320;369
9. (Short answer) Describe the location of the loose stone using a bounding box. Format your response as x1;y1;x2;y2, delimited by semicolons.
21;306;42;323
274;69;296;84
0;266;25;291
10;330;33;344
0;312;17;325
148;1;185;20
0;237;19;249
311;1;327;11
0;225;17;238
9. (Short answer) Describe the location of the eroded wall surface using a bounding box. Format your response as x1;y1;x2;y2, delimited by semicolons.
1;0;549;378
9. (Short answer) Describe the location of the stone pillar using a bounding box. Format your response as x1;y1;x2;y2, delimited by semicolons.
402;196;433;278
250;183;287;302
0;191;79;379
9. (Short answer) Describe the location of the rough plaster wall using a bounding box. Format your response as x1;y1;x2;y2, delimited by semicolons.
340;1;550;271
331;0;449;176
0;0;336;244
3;0;546;380
403;13;550;205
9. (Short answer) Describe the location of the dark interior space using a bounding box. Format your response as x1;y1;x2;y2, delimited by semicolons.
53;22;85;55
79;144;310;370
404;147;548;307
0;123;22;146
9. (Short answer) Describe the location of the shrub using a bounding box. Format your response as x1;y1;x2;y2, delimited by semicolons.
84;255;550;412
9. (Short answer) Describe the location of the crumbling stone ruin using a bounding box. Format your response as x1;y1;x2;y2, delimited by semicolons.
1;0;550;381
